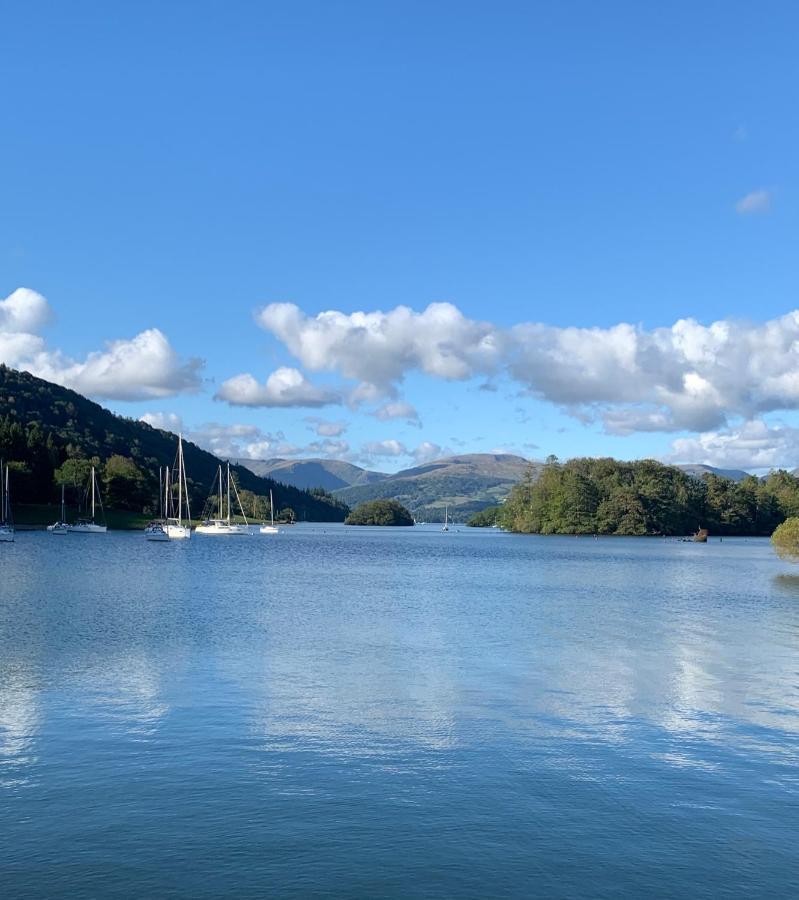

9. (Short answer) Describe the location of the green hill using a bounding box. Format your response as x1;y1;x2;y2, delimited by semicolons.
0;365;348;523
242;457;387;491
333;453;536;521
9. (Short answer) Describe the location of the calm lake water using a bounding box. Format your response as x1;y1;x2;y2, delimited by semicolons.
1;526;798;898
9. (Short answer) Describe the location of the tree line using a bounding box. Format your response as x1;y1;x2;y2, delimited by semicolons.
473;457;799;536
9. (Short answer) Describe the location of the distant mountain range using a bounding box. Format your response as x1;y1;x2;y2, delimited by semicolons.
242;456;759;521
243;453;537;521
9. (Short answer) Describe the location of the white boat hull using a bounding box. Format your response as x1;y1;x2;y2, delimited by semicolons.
259;525;279;534
67;523;107;533
0;527;14;543
196;521;250;536
144;526;170;542
47;522;68;534
165;523;191;540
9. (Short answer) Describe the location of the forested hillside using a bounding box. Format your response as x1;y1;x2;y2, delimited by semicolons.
0;366;348;521
498;457;799;536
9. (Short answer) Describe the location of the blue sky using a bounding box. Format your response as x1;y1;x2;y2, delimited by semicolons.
2;2;799;471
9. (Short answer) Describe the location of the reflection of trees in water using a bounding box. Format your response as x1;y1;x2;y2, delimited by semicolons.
773;573;799;596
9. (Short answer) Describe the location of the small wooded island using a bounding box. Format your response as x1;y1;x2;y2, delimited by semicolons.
345;499;414;526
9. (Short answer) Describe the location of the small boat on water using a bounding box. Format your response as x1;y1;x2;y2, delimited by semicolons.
0;460;15;543
196;462;250;535
67;466;107;533
145;466;170;541
442;504;449;532
259;489;279;535
47;484;69;534
165;434;192;540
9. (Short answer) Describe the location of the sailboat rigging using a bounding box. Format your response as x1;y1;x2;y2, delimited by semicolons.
67;466;107;533
47;483;69;534
196;462;250;535
442;504;449;532
259;488;279;534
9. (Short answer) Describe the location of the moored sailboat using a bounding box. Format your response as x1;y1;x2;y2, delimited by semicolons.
67;466;107;533
0;460;15;543
259;489;279;534
47;484;69;534
145;466;170;541
442;504;449;532
196;462;250;535
165;434;192;539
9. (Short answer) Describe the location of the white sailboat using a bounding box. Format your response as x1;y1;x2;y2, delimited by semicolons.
442;504;449;532
259;489;279;534
196;462;250;535
0;460;15;543
47;484;68;534
67;466;107;533
145;466;170;541
165;434;192;539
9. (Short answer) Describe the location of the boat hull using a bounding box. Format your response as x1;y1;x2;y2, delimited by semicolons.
196;521;250;536
67;523;107;533
165;524;191;540
259;525;279;534
0;527;14;543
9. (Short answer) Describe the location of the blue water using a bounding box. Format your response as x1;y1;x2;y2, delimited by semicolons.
1;526;798;897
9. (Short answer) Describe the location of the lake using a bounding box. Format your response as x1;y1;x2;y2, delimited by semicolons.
1;526;798;897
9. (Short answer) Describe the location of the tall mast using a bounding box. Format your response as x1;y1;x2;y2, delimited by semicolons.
218;465;223;522
177;435;183;524
91;466;96;520
159;467;163;519
61;483;65;521
226;462;231;525
270;489;274;527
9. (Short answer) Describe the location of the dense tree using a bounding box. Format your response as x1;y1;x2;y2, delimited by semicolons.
345;499;414;526
772;517;799;561
499;457;799;536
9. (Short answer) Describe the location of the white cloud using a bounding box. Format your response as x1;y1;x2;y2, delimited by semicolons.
0;288;202;400
0;288;52;332
361;439;407;457
371;401;421;426
140;411;184;432
186;422;301;460
215;367;340;408
256;301;502;399
735;189;772;214
411;441;443;464
304;417;348;437
669;419;799;471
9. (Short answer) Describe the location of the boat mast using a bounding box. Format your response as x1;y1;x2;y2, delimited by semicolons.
218;464;223;522
177;435;183;525
61;483;65;522
158;467;163;519
226;462;231;525
91;466;96;521
270;489;274;527
0;460;5;522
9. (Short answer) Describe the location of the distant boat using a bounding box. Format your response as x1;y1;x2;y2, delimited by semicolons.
259;489;279;535
165;434;192;540
145;467;170;541
67;466;107;533
0;460;15;543
196;462;250;535
442;504;449;532
47;484;69;534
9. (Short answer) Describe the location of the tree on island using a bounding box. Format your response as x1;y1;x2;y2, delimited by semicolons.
771;517;799;561
345;499;414;526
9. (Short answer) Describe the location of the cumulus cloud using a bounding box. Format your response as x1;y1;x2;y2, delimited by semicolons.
256;301;502;399
254;299;799;435
361;439;407;458
0;288;202;400
304;417;349;437
215;367;340;408
669;419;799;471
371;401;421;426
735;189;772;214
358;439;445;466
140;411;185;432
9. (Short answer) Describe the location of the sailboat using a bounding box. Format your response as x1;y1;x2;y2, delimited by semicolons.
47;484;69;534
195;462;250;535
67;466;107;533
165;434;192;539
259;489;279;534
0;460;15;542
144;466;170;541
442;504;449;532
